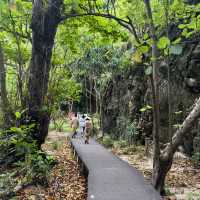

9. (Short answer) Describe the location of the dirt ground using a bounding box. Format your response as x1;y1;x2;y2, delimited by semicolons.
17;132;200;200
18;131;87;200
117;147;200;200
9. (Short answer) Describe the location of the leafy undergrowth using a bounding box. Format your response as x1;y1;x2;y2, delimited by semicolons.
115;146;200;200
17;131;87;200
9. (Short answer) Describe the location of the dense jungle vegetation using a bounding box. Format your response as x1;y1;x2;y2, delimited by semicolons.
0;0;200;199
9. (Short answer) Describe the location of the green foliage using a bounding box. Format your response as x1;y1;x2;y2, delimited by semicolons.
15;111;21;119
145;66;152;75
126;120;138;137
157;36;170;49
102;135;114;148
173;124;182;128
169;44;183;55
0;112;55;186
51;116;66;132
0;123;36;162
186;191;200;200
113;140;128;149
191;152;200;166
48;67;82;114
140;105;152;112
0;171;18;198
16;152;54;184
174;110;183;115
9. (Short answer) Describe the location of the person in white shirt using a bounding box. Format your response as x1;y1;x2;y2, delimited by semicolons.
79;114;86;136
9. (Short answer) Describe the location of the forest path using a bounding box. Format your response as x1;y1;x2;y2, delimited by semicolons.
70;137;161;200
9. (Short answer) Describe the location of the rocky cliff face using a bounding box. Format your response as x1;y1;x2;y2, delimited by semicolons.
102;37;200;154
102;65;147;139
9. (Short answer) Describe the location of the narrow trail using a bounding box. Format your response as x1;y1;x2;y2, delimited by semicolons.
71;138;161;200
18;131;87;200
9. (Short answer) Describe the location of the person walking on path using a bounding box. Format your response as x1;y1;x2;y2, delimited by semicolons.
79;114;86;137
85;117;92;144
71;113;79;138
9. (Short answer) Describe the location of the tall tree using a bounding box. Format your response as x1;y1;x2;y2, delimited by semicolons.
28;0;63;146
144;0;200;193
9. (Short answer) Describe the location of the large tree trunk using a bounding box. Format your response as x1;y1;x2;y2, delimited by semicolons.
0;44;12;128
152;156;173;194
28;0;63;146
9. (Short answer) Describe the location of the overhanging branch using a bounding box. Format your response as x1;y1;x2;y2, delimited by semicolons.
60;13;141;44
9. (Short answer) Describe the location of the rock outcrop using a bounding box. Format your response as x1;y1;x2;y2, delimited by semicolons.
102;36;200;154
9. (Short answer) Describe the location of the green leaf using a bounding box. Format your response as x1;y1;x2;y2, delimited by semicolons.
169;44;183;55
157;37;170;49
10;127;22;132
41;105;48;112
140;105;152;112
146;105;152;109
132;51;142;63
15;111;21;119
173;124;182;128
143;33;149;40
174;111;183;115
139;45;149;53
145;66;152;75
178;24;186;29
172;38;181;44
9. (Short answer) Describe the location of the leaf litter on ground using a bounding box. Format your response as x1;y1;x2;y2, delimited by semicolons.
116;146;200;200
17;131;87;200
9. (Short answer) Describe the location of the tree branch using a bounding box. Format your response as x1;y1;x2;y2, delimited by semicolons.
60;13;141;44
163;97;200;158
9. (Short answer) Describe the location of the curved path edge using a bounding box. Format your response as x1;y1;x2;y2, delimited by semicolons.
70;138;162;200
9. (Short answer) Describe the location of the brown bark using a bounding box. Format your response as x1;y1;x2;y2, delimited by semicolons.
165;97;200;156
153;97;200;194
152;156;173;194
28;0;63;146
144;0;161;187
144;1;200;194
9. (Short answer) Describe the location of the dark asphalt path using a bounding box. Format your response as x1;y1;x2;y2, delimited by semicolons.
71;138;162;200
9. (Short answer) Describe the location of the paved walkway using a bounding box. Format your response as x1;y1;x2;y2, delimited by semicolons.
70;138;162;200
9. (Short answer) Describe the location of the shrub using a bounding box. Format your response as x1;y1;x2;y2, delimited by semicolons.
0;112;56;198
16;152;55;185
187;191;200;200
0;120;55;185
113;140;128;149
191;152;200;167
102;135;114;148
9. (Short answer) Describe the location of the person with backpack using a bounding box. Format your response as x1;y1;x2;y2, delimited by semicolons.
71;113;79;138
79;114;86;137
84;117;92;144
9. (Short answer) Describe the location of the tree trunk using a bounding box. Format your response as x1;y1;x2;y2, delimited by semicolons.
28;0;63;146
89;78;92;113
153;98;200;193
152;156;173;195
144;0;162;189
0;44;12;127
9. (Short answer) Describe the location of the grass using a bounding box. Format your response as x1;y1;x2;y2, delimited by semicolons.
49;120;72;132
186;192;200;200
